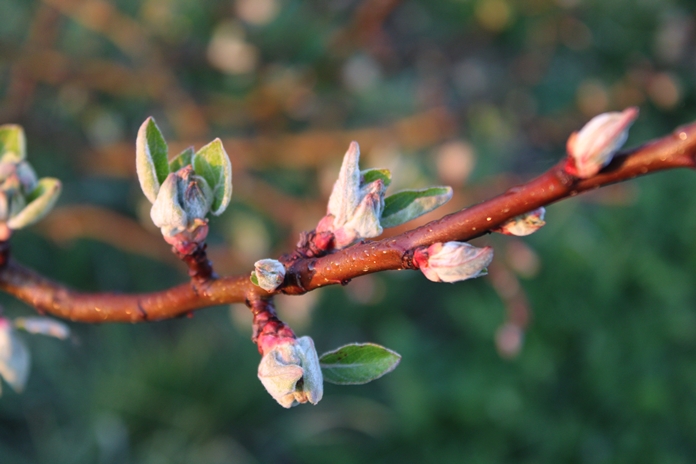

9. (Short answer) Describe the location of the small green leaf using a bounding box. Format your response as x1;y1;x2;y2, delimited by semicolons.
319;342;401;385
7;178;61;230
0;124;26;163
250;271;259;286
193;139;232;215
169;147;194;172
381;186;453;228
136;117;169;203
361;168;391;187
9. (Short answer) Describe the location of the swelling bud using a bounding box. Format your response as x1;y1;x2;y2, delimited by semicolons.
494;207;546;236
413;241;494;283
565;107;638;178
252;259;286;292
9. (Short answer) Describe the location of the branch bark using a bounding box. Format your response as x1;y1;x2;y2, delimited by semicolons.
1;121;695;323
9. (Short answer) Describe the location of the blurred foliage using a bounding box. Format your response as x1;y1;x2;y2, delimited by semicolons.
1;0;696;462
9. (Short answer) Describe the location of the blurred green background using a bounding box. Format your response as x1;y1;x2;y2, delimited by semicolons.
2;0;696;462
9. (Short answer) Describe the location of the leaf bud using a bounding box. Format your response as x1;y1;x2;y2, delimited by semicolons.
494;207;546;236
252;259;286;292
565;107;638;178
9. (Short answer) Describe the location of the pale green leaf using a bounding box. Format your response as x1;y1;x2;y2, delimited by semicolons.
7;178;61;229
250;271;259;286
135;117;169;203
169;147;194;172
381;186;453;228
0;124;26;163
193;138;232;215
361;168;391;187
14;317;70;340
319;343;401;385
0;324;30;393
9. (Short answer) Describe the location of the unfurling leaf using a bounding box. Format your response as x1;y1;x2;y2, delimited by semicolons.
0;124;26;163
381;186;453;228
7;178;61;230
319;342;401;385
169;147;194;172
361;168;392;187
193;139;232;215
136;117;169;203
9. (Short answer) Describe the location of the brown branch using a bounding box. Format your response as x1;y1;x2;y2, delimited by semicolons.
1;121;695;323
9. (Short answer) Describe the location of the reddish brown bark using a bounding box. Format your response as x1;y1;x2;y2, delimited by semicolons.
1;121;695;323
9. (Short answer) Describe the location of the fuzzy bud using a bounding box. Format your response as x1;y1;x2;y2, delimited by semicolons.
319;142;386;249
150;166;213;254
413;241;494;283
565;107;639;178
494;207;546;236
253;259;286;292
257;336;323;408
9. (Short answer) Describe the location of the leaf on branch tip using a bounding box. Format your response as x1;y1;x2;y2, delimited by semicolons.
381;186;453;228
169;147;194;172
250;271;260;286
319;342;401;385
193;139;232;216
136;117;169;203
7;178;61;230
0;125;26;163
362;168;391;187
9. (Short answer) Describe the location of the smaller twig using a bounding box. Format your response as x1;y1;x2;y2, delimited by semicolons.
250;297;295;355
174;243;217;284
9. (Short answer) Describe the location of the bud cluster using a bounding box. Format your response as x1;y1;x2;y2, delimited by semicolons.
150;165;213;255
0;125;62;239
135;117;233;255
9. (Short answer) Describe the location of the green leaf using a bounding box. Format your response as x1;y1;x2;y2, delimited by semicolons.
381;186;453;228
135;117;169;203
7;178;61;230
250;271;259;286
193;138;232;216
0;124;26;163
361;168;391;187
319;343;401;385
169;147;194;172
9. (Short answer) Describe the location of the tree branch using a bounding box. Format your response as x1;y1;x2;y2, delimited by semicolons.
1;121;695;323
